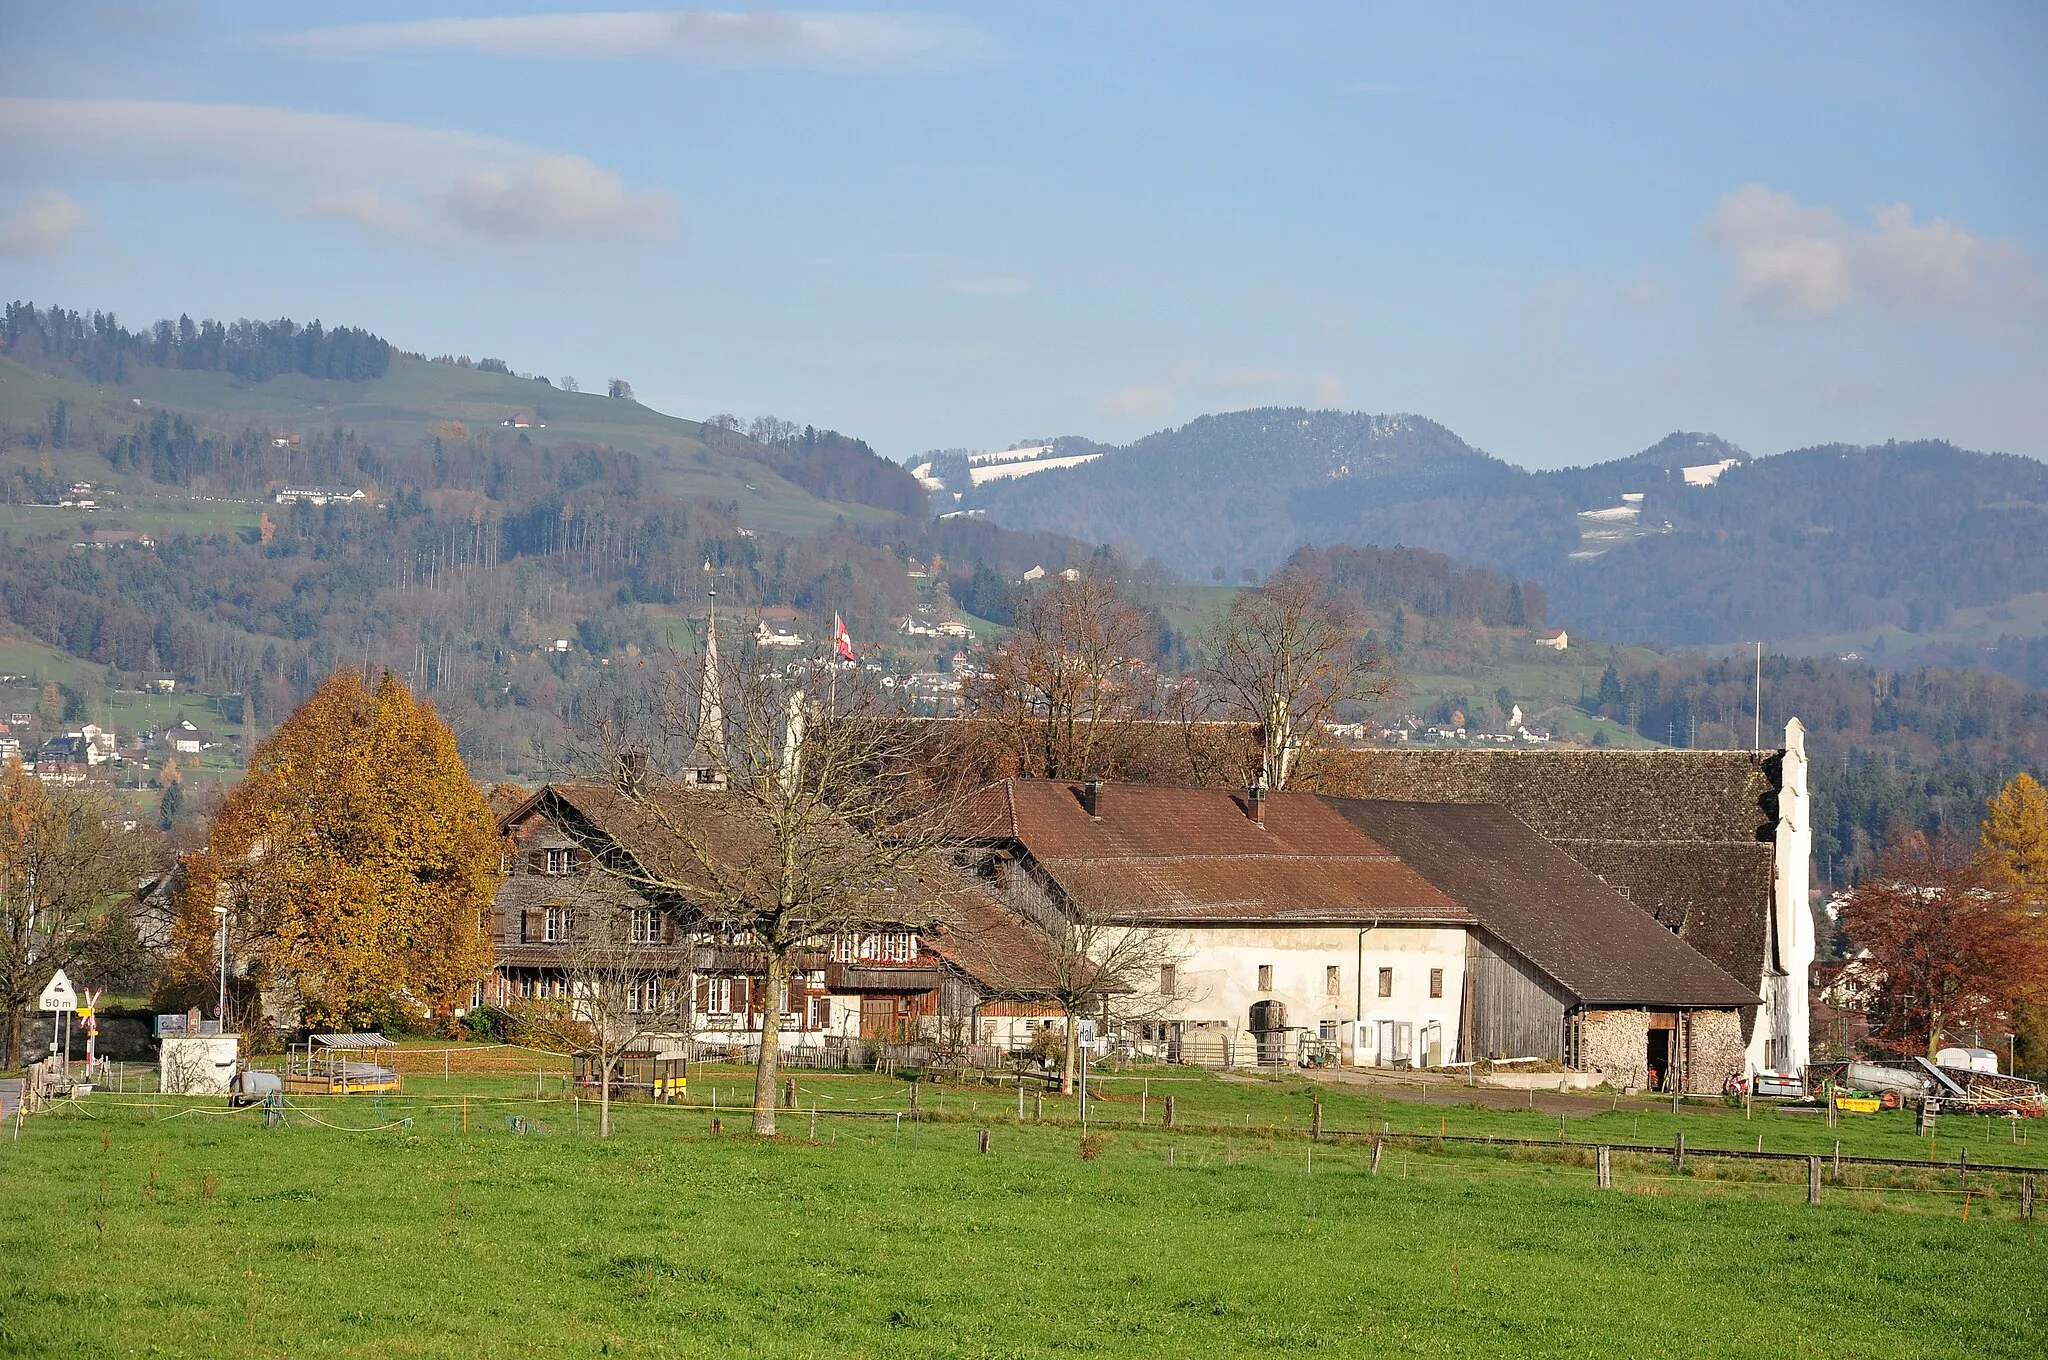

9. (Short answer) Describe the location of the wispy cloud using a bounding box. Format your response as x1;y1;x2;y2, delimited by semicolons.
0;98;669;245
1097;385;1174;421
1705;183;2016;316
0;189;92;256
252;9;985;69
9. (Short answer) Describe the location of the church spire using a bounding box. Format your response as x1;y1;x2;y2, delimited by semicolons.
689;562;726;785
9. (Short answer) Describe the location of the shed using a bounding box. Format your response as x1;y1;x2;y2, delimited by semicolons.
285;1032;403;1094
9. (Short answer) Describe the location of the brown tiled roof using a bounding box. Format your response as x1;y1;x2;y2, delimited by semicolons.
1325;800;1758;1008
964;780;1468;925
922;888;1069;994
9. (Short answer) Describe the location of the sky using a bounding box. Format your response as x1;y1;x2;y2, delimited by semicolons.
1;2;2043;468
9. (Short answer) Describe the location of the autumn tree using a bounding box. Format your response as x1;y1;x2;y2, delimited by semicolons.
514;886;692;1137
173;672;500;1032
1839;833;2047;1058
0;760;154;1066
964;573;1154;779
1981;772;2048;901
1202;568;1394;790
593;652;960;1136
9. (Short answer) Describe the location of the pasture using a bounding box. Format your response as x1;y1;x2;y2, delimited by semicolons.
2;1061;2041;1358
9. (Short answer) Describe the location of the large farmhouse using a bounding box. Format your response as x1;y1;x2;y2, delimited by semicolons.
487;783;1059;1053
956;778;1758;1093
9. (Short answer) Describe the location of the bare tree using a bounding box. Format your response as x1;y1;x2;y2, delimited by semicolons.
514;887;693;1138
593;650;963;1136
1205;569;1393;790
0;761;155;1066
979;863;1186;1095
964;574;1155;780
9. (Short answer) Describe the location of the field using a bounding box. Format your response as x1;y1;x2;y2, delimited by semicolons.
4;1059;2041;1358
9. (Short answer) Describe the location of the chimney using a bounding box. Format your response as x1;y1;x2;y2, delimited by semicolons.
1080;778;1106;820
617;749;648;794
1246;781;1268;828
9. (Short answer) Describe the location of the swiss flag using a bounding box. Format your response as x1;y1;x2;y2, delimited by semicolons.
833;613;856;662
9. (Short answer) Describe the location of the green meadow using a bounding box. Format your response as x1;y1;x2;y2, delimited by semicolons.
4;1061;2040;1358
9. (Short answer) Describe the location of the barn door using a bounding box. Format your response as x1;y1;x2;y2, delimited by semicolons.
859;997;896;1040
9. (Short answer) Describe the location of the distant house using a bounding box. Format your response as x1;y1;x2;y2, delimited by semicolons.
274;486;367;507
1020;565;1046;582
90;529;156;550
140;675;177;694
170;720;211;754
935;620;974;639
1538;629;1569;651
754;622;805;648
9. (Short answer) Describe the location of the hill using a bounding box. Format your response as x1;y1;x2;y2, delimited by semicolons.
961;408;2048;648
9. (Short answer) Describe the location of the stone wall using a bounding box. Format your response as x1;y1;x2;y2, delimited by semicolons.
1685;1009;1747;1095
1579;1008;1649;1090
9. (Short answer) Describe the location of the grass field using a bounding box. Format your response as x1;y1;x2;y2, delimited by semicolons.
4;1060;2041;1358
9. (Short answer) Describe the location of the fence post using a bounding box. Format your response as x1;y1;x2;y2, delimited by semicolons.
1370;1141;1383;1176
809;1103;818;1141
1312;1097;1323;1141
1596;1145;1612;1189
783;1076;796;1110
978;1128;990;1155
1832;1139;1841;1181
2023;1174;2035;1222
1164;1094;1176;1129
1960;1146;1969;1189
1808;1156;1822;1205
709;1116;722;1137
1034;1094;1043;1122
1673;1131;1685;1172
1017;1078;1024;1123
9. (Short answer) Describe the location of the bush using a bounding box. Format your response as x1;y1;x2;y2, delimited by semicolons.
461;1006;515;1043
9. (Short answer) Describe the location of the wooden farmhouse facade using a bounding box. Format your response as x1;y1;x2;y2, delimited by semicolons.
487;784;1059;1054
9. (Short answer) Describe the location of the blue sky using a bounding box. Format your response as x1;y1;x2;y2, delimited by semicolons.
1;2;2042;467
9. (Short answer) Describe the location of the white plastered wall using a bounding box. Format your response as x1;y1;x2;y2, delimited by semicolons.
1748;717;1815;1077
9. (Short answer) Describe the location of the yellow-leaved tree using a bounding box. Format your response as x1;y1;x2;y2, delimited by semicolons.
174;671;500;1031
1982;772;2048;902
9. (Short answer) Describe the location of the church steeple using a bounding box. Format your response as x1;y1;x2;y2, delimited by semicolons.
687;561;727;787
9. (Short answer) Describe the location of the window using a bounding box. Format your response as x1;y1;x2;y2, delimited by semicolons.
1429;968;1444;999
1257;964;1273;992
702;977;734;1014
631;909;663;945
1159;964;1177;997
1325;965;1341;999
1377;967;1393;998
1318;1020;1338;1042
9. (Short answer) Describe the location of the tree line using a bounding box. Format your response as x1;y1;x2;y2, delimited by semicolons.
3;301;392;384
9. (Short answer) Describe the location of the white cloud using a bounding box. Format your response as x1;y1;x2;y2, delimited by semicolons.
1097;385;1174;420
951;276;1028;296
1706;183;2015;316
0;98;668;245
432;155;669;238
254;9;984;68
0;189;91;255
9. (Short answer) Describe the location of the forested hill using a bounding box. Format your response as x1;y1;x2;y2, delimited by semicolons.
965;408;2048;648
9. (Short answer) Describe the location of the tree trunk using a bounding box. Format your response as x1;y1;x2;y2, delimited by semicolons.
600;1056;613;1138
752;952;786;1135
1061;1005;1078;1096
3;1009;20;1069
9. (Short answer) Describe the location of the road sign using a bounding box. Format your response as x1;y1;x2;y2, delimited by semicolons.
38;970;76;1012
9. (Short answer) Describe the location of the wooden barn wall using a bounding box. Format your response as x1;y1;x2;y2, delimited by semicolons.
1463;933;1570;1062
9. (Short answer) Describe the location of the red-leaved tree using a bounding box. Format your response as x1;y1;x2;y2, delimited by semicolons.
1839;833;2046;1059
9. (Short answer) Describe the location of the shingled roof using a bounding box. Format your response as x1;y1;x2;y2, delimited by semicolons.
958;780;1468;925
1325;800;1758;1008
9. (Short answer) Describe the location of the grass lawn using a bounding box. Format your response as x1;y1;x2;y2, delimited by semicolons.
4;1062;2041;1358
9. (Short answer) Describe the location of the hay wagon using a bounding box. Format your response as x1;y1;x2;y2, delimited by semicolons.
281;1033;404;1095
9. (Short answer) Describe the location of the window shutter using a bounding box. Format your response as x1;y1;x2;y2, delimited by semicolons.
522;908;545;943
527;850;547;874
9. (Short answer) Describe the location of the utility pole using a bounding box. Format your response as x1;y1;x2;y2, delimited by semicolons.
1753;641;1762;750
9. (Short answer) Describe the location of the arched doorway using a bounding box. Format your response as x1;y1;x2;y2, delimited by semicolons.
1249;1000;1287;1066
